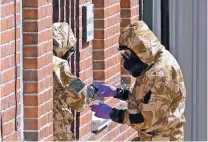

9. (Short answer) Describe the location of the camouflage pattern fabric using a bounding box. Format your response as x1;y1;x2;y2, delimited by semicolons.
53;22;76;58
119;21;186;141
52;23;95;141
53;56;97;141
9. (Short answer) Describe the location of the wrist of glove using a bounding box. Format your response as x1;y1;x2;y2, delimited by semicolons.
91;82;117;98
90;103;112;119
114;86;129;100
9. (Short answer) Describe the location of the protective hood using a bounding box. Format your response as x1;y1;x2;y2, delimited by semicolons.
119;21;165;65
53;22;76;58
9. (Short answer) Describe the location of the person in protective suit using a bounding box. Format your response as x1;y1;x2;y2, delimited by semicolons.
90;21;186;141
53;23;97;141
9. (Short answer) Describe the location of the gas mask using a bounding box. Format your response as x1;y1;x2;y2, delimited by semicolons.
119;46;148;77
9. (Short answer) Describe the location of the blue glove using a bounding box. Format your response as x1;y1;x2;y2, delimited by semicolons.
90;103;112;119
92;82;117;98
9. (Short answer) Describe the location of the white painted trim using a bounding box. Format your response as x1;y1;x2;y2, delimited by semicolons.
19;0;24;140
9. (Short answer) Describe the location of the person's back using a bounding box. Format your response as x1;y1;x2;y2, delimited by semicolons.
128;47;186;141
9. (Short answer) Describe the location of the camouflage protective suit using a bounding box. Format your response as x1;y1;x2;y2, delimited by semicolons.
119;21;186;141
53;23;95;141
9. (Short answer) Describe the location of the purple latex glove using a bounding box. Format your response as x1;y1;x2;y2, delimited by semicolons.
92;82;117;98
90;103;112;119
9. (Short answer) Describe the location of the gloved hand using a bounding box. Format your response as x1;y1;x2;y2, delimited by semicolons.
92;82;117;98
90;103;112;119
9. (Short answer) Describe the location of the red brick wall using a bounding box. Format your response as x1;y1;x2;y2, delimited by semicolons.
0;0;21;140
93;0;121;86
78;0;138;141
70;0;94;139
22;0;53;141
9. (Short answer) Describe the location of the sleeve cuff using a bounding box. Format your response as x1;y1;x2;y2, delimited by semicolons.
114;87;129;101
129;113;144;124
110;108;126;124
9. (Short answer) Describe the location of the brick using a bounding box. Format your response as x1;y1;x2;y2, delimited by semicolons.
23;9;38;19
24;95;38;106
94;3;120;19
125;129;138;141
121;16;139;28
23;21;38;32
23;16;52;32
39;122;53;140
79;56;92;71
105;97;120;108
105;53;120;69
84;77;93;86
23;41;53;57
105;45;119;59
0;40;20;58
44;134;53;141
23;58;38;69
93;61;104;70
92;0;104;8
93;0;120;8
105;63;120;79
1;80;14;97
1;2;15;18
1;0;13;4
105;72;121;85
39;99;53;116
1;16;14;31
120;0;139;8
23;34;38;45
120;124;129;132
93;50;104;60
24;88;53;106
93;34;120;49
99;134;108;141
121;6;139;19
2;123;9;137
8;92;20;108
2;104;21;123
24;82;38;94
24;132;38;141
93;70;105;80
94;13;120;29
92;39;105;49
108;125;120;141
1;97;8;110
23;0;52;7
79;122;91;138
23;0;39;7
1;29;16;44
79;67;93;82
93;127;109;140
107;121;118;130
94;23;120;39
24;107;38;118
79;111;92;127
39;28;53;43
24;119;38;130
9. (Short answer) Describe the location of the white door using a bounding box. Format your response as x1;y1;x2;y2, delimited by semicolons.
169;0;208;141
